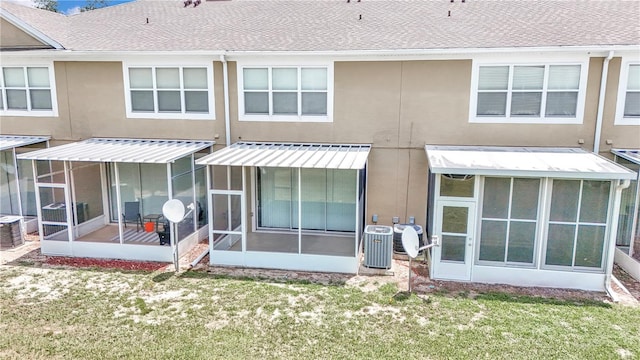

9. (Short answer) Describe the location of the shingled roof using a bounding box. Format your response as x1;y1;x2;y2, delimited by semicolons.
1;0;639;52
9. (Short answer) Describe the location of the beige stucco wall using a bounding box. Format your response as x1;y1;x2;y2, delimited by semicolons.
0;19;47;49
599;57;640;154
0;61;226;142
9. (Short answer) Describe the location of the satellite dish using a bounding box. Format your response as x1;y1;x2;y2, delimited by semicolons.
402;226;419;259
162;199;186;223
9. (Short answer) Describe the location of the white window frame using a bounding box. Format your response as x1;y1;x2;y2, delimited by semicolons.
614;59;640;126
0;63;58;117
123;61;215;120
469;59;589;124
476;177;542;268
541;179;612;272
237;60;333;122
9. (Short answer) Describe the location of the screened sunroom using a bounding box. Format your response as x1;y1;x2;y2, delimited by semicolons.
611;149;640;281
425;146;635;291
0;135;50;233
196;142;370;273
17;138;213;262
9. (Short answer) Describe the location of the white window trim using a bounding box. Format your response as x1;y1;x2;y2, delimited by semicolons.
237;61;333;122
0;63;58;117
469;59;589;124
540;179;612;272
122;61;215;120
475;177;542;268
614;59;640;126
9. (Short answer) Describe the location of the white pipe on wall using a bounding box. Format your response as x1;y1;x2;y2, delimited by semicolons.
220;54;231;147
605;178;630;302
593;50;614;154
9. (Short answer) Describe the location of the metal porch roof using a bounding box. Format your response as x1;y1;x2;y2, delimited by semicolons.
0;135;50;151
425;145;636;180
16;138;214;163
196;142;371;170
612;149;640;165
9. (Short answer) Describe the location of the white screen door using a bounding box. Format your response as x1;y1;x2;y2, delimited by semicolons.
432;200;475;281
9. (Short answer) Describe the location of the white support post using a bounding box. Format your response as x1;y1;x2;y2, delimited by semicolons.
114;162;124;245
207;165;213;260
298;168;302;254
63;161;74;243
13;147;24;217
191;154;197;232
32;160;44;242
355;169;359;258
242;166;247;252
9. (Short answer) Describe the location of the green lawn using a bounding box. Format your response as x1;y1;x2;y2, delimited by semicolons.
0;265;639;360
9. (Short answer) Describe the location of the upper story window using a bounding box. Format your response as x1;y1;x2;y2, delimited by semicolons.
470;62;587;124
124;64;214;120
238;64;333;122
0;65;57;117
615;61;640;125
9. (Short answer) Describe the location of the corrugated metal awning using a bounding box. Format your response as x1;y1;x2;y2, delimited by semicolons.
0;135;50;151
425;145;636;180
17;138;214;163
196;142;371;169
612;149;640;165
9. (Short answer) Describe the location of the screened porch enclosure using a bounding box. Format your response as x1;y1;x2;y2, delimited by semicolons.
0;135;50;232
197;142;370;273
17;138;213;262
426;145;636;291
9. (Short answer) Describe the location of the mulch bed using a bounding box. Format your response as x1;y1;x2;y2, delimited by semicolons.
44;257;168;272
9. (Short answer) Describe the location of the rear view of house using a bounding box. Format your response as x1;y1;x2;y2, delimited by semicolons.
0;0;638;291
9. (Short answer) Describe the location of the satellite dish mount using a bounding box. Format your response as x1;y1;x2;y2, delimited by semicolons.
162;199;195;272
401;226;438;292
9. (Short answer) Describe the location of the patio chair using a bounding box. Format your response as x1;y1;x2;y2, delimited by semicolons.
157;219;170;245
123;201;143;232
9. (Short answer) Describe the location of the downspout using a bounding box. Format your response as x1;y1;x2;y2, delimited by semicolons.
605;178;630;302
220;54;231;147
593;50;614;154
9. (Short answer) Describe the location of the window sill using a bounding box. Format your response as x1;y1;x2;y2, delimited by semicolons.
126;112;215;120
614;117;640;126
239;114;332;123
470;116;582;125
0;110;58;117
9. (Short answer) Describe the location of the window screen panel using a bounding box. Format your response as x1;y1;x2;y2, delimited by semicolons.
507;221;536;263
157;90;181;112
273;92;297;114
545;92;578;117
479;220;507;261
628;65;640;90
301;68;327;90
546;224;576;266
156;68;180;89
30;89;52;110
27;67;50;87
301;92;327;115
6;89;27;109
574;225;605;268
624;92;640;117
244;92;269;114
482;177;510;219
549;180;580;222
183;68;207;89
129;68;153;88
548;65;580;90
511;178;540;220
579;180;610;224
513;66;544;90
511;92;542;116
477;92;507;116
244;68;268;90
272;68;297;91
3;68;25;87
131;90;154;111
478;66;509;90
185;91;208;113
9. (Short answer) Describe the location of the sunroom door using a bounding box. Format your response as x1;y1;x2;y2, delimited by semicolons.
432;201;476;281
209;189;245;265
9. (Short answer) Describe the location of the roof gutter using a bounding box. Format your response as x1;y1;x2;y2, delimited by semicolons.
605;178;631;302
220;54;231;147
594;50;615;154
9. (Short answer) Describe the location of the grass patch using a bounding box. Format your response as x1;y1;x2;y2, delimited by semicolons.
0;265;638;359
